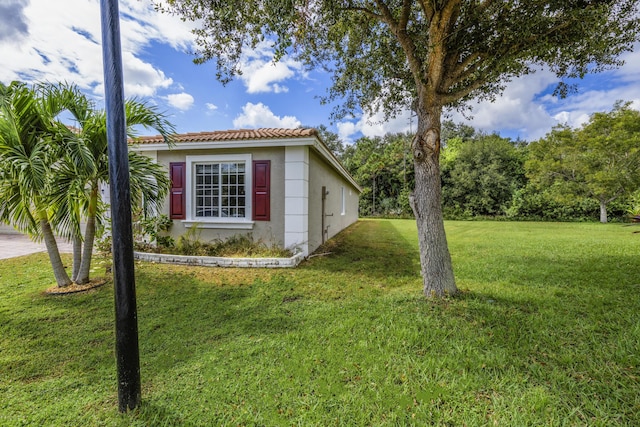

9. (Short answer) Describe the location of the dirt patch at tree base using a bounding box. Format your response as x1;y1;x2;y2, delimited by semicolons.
44;279;108;295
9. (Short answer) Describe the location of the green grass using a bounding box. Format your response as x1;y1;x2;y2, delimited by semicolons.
1;219;639;426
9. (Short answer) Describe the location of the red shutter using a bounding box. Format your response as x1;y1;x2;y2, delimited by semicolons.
252;160;270;221
169;162;186;220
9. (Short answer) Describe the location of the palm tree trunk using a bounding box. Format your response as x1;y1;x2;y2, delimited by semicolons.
71;234;82;282
76;187;98;284
40;218;72;287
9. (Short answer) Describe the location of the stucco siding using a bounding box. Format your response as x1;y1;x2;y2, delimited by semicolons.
154;147;286;248
308;150;359;254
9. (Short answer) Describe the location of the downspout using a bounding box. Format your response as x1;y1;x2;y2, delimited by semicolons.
321;185;333;244
322;186;326;244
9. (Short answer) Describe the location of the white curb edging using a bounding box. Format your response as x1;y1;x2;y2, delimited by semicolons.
133;251;306;268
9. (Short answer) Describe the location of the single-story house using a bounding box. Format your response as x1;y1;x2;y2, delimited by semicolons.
130;128;361;256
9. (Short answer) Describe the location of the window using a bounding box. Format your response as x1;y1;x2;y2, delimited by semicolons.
194;162;246;218
341;186;346;215
184;154;254;228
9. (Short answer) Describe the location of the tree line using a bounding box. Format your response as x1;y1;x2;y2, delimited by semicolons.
323;102;640;223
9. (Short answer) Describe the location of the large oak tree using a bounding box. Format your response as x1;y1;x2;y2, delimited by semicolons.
160;0;639;297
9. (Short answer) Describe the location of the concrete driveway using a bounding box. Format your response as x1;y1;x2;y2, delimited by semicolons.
0;233;73;260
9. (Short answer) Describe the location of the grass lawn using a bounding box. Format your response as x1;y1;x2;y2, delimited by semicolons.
1;219;639;426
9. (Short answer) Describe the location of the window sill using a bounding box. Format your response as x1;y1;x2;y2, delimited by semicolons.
181;220;255;230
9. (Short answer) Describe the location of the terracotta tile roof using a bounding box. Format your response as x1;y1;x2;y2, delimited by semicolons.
130;128;318;144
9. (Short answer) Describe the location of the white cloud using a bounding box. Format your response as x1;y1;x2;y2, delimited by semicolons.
0;0;29;43
233;102;301;128
166;92;194;110
206;103;218;111
337;109;413;144
613;43;640;83
446;70;560;140
338;48;640;142
337;122;359;144
342;43;640;143
119;0;194;51
238;42;304;94
2;1;638;139
0;0;194;100
453;48;640;139
552;111;590;129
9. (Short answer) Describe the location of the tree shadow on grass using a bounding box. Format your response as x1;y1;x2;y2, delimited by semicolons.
1;265;300;410
302;220;422;279
131;268;301;371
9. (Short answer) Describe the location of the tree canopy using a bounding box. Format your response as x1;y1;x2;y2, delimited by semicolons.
160;0;640;297
441;133;525;217
526;102;640;223
162;0;639;119
342;132;414;216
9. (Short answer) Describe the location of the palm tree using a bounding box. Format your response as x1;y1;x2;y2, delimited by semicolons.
51;86;174;284
0;82;73;287
0;81;175;287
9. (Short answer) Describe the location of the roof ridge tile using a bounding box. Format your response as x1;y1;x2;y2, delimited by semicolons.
130;127;317;144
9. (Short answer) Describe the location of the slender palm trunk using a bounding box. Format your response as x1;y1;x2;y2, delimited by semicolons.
40;218;72;287
71;234;82;282
410;101;457;297
76;186;98;284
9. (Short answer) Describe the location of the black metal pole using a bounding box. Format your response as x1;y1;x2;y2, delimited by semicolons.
99;0;142;412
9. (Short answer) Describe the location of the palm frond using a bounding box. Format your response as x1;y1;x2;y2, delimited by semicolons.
124;99;176;146
127;152;171;218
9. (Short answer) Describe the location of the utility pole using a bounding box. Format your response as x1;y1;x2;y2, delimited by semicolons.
100;0;142;412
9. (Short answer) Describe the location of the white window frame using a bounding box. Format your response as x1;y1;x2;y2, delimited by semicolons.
183;154;254;229
341;186;346;215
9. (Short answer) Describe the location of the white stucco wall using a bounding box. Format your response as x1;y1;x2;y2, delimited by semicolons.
308;149;360;254
284;146;310;255
141;137;360;257
155;147;286;248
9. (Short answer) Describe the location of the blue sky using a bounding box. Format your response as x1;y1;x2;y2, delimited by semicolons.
1;0;639;144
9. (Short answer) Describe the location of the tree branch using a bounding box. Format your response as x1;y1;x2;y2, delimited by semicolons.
399;0;412;29
371;0;425;88
341;3;383;20
440;10;579;103
374;0;397;28
438;75;488;106
443;52;483;88
417;0;434;22
427;1;462;92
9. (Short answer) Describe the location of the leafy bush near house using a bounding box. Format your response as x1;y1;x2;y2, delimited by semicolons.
137;227;292;258
134;213;174;247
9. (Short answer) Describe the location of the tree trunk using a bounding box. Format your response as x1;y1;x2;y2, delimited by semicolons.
40;218;72;287
71;234;82;283
599;199;608;224
76;187;98;284
411;102;457;298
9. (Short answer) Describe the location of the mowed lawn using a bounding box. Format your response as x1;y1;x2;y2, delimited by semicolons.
1;219;639;426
